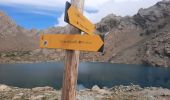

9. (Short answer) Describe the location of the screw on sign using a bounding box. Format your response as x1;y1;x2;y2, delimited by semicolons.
43;41;48;46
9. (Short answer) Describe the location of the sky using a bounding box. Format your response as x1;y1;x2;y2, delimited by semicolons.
0;0;162;29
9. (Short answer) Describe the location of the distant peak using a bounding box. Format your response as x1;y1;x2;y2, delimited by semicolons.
0;11;5;17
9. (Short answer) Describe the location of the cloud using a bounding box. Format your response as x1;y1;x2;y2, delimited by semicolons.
56;13;67;26
0;0;110;9
114;0;142;2
0;0;163;27
85;0;110;8
56;0;162;26
30;10;57;17
0;0;163;14
85;0;162;23
0;0;108;16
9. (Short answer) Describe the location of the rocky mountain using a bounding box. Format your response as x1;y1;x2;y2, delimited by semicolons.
0;0;170;67
95;0;170;67
0;11;39;52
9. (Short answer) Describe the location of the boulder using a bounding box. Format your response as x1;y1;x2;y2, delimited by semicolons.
30;95;46;100
92;85;100;91
0;84;11;91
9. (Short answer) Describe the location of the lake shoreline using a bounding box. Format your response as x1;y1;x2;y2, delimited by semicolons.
1;84;170;100
0;50;169;67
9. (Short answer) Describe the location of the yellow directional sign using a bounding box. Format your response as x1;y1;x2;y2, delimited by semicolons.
40;34;104;52
64;1;95;35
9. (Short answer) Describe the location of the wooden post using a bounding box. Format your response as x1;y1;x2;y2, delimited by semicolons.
61;0;84;100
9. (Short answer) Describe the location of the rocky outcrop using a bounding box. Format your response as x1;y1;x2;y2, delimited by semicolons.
97;1;170;35
0;11;39;52
94;0;170;67
139;29;170;67
41;26;66;34
96;14;140;33
134;0;170;35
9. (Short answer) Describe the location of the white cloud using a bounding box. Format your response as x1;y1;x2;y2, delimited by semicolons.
84;0;162;23
85;0;110;8
30;10;57;17
114;0;142;2
0;0;109;9
0;0;163;27
57;0;162;26
57;13;67;27
0;0;163;12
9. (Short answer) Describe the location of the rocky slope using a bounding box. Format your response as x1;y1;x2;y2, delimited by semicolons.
1;84;170;100
94;0;170;67
0;0;170;67
0;11;39;52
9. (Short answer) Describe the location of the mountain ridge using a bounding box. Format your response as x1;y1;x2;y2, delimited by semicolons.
0;11;39;52
0;0;170;67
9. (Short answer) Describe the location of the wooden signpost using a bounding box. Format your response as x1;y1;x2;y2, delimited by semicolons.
64;1;95;35
40;34;104;52
62;1;84;100
40;0;104;100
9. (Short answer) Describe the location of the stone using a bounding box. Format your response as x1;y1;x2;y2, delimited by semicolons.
1;53;6;57
0;85;11;91
92;85;100;91
32;86;54;92
165;45;170;56
31;49;41;55
30;95;46;100
12;93;24;100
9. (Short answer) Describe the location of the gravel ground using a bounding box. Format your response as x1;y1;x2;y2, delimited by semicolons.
1;84;170;100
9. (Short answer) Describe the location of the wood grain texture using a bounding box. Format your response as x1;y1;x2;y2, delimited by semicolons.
61;0;84;100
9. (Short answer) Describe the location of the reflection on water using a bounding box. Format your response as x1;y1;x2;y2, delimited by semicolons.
0;62;170;89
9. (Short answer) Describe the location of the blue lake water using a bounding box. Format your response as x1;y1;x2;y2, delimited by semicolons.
0;62;170;90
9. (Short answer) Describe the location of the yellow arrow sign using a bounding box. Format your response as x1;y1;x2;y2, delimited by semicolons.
40;34;104;52
64;2;95;35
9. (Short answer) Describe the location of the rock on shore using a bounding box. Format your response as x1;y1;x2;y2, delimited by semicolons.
0;84;170;100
